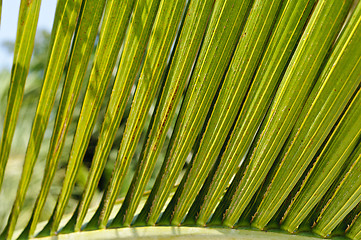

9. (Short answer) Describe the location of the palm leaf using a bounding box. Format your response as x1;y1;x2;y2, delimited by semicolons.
281;87;361;233
97;0;187;229
221;0;352;228
1;0;83;238
46;0;135;234
75;0;160;231
112;0;214;228
1;0;361;239
0;0;41;188
313;142;361;237
136;0;253;226
22;0;107;237
252;0;361;229
184;0;317;226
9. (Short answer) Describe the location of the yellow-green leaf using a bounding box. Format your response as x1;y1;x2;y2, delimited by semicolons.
97;0;187;229
191;0;317;226
222;0;352;228
135;0;253;226
164;0;284;226
110;0;215;228
252;0;361;229
1;0;82;238
313;142;361;237
46;0;134;234
18;0;108;237
75;0;162;231
281;88;361;233
0;0;41;189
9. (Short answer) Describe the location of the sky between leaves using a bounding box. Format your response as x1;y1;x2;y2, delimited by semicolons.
0;0;57;69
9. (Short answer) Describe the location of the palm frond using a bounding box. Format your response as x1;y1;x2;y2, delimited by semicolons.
1;0;361;239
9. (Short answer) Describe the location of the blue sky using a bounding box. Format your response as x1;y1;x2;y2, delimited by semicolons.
0;0;57;70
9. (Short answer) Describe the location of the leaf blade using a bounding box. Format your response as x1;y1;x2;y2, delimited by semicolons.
193;0;317;226
1;0;83;238
18;0;108;237
313;143;361;237
281;88;361;232
222;0;352;227
75;0;162;230
110;0;215;228
136;0;253;226
0;0;41;189
252;1;361;229
97;0;188;229
48;0;135;233
167;0;284;226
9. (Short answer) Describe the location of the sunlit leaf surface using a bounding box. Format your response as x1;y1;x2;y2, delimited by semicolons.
0;0;361;239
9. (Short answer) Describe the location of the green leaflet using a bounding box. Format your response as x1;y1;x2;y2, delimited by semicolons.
0;0;41;188
325;202;361;237
96;0;187;229
280;133;338;234
312;143;361;237
206;120;268;227
192;0;316;226
157;107;211;226
287;142;353;235
74;0;161;231
16;0;108;237
221;0;352;228
163;0;284;226
135;0;253;226
281;88;361;233
0;0;83;239
1;0;361;239
235;134;295;229
110;0;215;228
252;0;361;229
347;204;361;239
47;0;134;234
